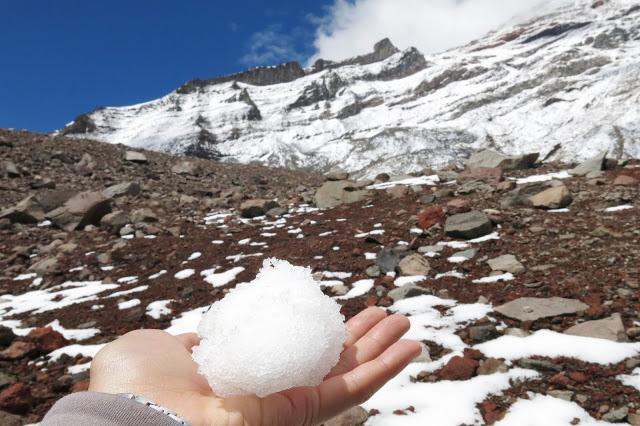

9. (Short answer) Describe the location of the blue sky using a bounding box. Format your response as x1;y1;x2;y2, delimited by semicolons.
0;0;538;133
0;0;329;132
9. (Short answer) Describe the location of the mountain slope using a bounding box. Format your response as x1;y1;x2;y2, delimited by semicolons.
61;0;640;177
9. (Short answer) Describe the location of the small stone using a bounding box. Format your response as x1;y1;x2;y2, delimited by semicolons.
100;211;130;235
376;248;401;274
529;185;572;209
388;285;432;302
4;161;20;178
477;358;508;375
130;208;158;224
418;206;445;230
487;254;526;275
102;181;141;199
438;355;479;381
412;342;432;363
602;406;629;422
386;185;410;198
517;358;562;372
469;325;499;343
398;254;431;276
444;211;493;240
239;199;279;218
547;390;574;401
323;406;369;426
124;151;148;163
171;161;200;175
365;265;381;278
28;257;59;276
325;168;350;181
564;313;626;342
27;327;68;354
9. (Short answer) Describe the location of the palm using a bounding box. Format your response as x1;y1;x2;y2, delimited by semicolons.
89;307;419;426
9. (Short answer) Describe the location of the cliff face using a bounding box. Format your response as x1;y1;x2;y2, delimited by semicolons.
61;1;640;177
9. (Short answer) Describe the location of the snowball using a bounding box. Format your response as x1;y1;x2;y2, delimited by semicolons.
192;258;346;398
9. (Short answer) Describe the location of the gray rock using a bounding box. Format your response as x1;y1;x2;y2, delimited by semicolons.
398;254;431;276
325;168;350;181
0;195;45;224
466;149;539;171
130;208;158;224
518;358;562;372
0;371;16;389
28;257;59;275
477;358;508;375
412;342;432;363
47;191;112;232
500;182;550;208
450;248;479;262
3;161;20;178
602;406;629;422
388;284;432;302
365;265;381;278
124;151;148;163
314;181;371;209
102;182;141;199
171;161;200;175
100;211;130;235
570;151;607;176
444;211;493;240
418;245;443;254
74;153;97;176
547;390;574;401
323;406;369;426
265;207;287;218
469;325;499;343
437;170;459;182
529;185;572;209
487;254;526;274
36;190;75;212
495;297;589;322
240;199;279;218
376;248;401;274
564;313;626;342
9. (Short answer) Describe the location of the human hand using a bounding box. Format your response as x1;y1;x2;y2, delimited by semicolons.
89;307;420;426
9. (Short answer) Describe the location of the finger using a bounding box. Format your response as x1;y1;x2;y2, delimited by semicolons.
318;339;421;422
174;333;200;352
327;314;410;378
343;307;388;348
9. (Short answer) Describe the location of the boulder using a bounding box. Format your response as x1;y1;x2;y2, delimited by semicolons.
487;254;525;274
240;199;280;218
0;195;45;224
26;327;68;354
102;182;141;199
494;297;589;322
124;151;148;164
466;149;538;171
528;185;572;209
376;248;401;274
314;181;371;209
171;161;200;175
570;151;607;176
418;206;446;230
398;254;431;276
47;191;112;231
130;208;158;224
3;161;20;178
100;211;130;234
35;190;75;212
73;153;97;176
0;383;32;414
457;167;504;184
564;313;626;342
28;257;59;275
444;211;493;240
325;168;350;181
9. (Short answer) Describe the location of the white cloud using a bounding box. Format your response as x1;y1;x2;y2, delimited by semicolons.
241;24;302;66
310;0;571;62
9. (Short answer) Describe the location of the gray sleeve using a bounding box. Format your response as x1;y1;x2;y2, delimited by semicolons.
41;392;182;426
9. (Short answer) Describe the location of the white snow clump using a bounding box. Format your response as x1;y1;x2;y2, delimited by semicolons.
192;258;346;398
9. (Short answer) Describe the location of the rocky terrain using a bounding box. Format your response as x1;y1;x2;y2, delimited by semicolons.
58;0;640;177
0;128;639;424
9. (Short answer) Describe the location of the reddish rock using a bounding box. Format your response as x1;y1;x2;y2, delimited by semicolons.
27;327;68;354
481;400;505;424
457;167;504;185
0;341;37;360
0;383;32;414
446;198;471;214
72;379;90;393
550;372;572;386
418;206;445;230
463;348;484;360
438;355;479;380
613;175;638;186
568;371;588;383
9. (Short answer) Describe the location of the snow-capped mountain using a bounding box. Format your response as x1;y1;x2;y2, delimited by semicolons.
60;0;640;178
